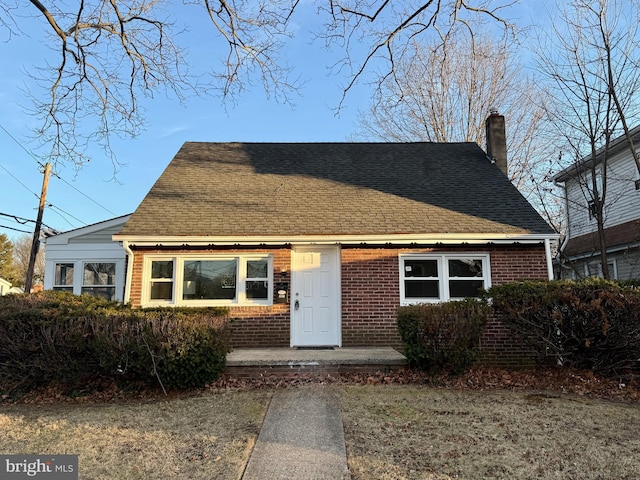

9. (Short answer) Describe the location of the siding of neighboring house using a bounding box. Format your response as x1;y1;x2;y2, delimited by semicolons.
0;277;11;295
127;244;548;366
43;216;130;301
557;128;640;280
564;148;640;240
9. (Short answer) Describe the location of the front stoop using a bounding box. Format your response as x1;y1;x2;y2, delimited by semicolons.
224;347;407;378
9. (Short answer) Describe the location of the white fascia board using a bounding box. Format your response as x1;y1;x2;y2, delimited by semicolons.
113;232;560;247
44;215;131;245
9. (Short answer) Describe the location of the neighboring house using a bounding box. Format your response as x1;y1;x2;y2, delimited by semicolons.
113;112;558;358
0;277;11;295
43;215;131;301
553;126;640;280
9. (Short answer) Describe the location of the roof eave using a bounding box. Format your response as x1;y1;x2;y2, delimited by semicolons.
113;232;559;247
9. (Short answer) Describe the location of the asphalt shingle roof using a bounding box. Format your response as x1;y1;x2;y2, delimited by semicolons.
118;142;555;238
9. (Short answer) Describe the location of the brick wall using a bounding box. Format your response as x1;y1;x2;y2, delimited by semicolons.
481;246;548;368
127;244;549;363
341;248;402;347
340;245;549;365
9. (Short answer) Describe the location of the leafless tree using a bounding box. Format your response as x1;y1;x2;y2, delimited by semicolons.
536;0;640;279
12;234;45;288
0;1;516;169
353;31;558;229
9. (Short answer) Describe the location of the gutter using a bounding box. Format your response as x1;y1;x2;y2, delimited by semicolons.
122;240;134;304
112;232;559;247
544;238;554;280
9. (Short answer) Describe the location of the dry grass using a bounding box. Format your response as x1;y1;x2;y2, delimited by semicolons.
0;390;271;480
340;386;640;480
3;383;640;480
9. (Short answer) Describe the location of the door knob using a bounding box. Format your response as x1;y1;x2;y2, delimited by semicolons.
294;300;300;310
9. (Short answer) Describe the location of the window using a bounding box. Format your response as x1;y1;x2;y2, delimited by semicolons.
150;260;174;300
48;259;123;301
399;254;490;304
145;255;272;306
588;198;599;220
183;259;237;300
53;262;74;292
585;259;617;279
82;262;117;301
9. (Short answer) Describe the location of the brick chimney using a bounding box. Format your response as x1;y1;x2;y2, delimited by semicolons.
485;108;507;176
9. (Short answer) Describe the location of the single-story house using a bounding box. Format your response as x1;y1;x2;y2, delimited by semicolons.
113;112;558;360
43;215;131;301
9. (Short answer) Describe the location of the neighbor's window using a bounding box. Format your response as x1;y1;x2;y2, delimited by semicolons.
81;262;116;301
53;262;74;292
399;254;490;304
585;260;617;280
146;255;272;306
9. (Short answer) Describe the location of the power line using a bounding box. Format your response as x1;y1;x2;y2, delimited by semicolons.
53;175;117;216
0;212;32;224
0;123;46;169
0;211;54;230
0;122;118;219
47;204;85;227
0;162;40;199
0;224;33;234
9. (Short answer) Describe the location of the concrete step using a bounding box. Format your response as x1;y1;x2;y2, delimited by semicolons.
225;347;407;378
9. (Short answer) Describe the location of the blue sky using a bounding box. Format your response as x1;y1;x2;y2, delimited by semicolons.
0;1;546;240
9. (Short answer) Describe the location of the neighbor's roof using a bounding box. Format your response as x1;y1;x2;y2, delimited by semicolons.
117;142;555;239
553;125;640;183
562;219;640;258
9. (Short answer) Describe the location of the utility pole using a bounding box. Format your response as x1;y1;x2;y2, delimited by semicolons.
25;162;50;293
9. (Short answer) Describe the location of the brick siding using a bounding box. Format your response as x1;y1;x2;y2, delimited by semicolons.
127;244;548;365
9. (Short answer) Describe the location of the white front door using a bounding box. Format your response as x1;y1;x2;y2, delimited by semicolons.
290;245;341;347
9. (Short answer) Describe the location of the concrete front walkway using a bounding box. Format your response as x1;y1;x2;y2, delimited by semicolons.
242;385;351;480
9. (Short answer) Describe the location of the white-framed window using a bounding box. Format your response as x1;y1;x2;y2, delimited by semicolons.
585;259;617;279
53;262;75;292
53;261;118;301
82;262;117;301
399;254;491;305
143;254;273;306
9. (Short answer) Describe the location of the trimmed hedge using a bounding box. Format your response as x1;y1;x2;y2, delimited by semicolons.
397;299;491;374
488;279;640;375
0;291;230;392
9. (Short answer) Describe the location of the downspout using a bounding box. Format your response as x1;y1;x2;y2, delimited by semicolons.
122;240;134;304
544;238;554;281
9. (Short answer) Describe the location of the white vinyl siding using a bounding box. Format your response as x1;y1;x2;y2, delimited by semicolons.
43;216;129;301
565;148;640;239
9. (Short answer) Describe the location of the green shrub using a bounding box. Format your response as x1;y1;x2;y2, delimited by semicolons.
488;279;640;375
397;299;490;374
0;291;230;393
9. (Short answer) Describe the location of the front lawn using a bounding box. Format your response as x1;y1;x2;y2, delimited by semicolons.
2;378;639;479
340;385;640;480
0;390;270;480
